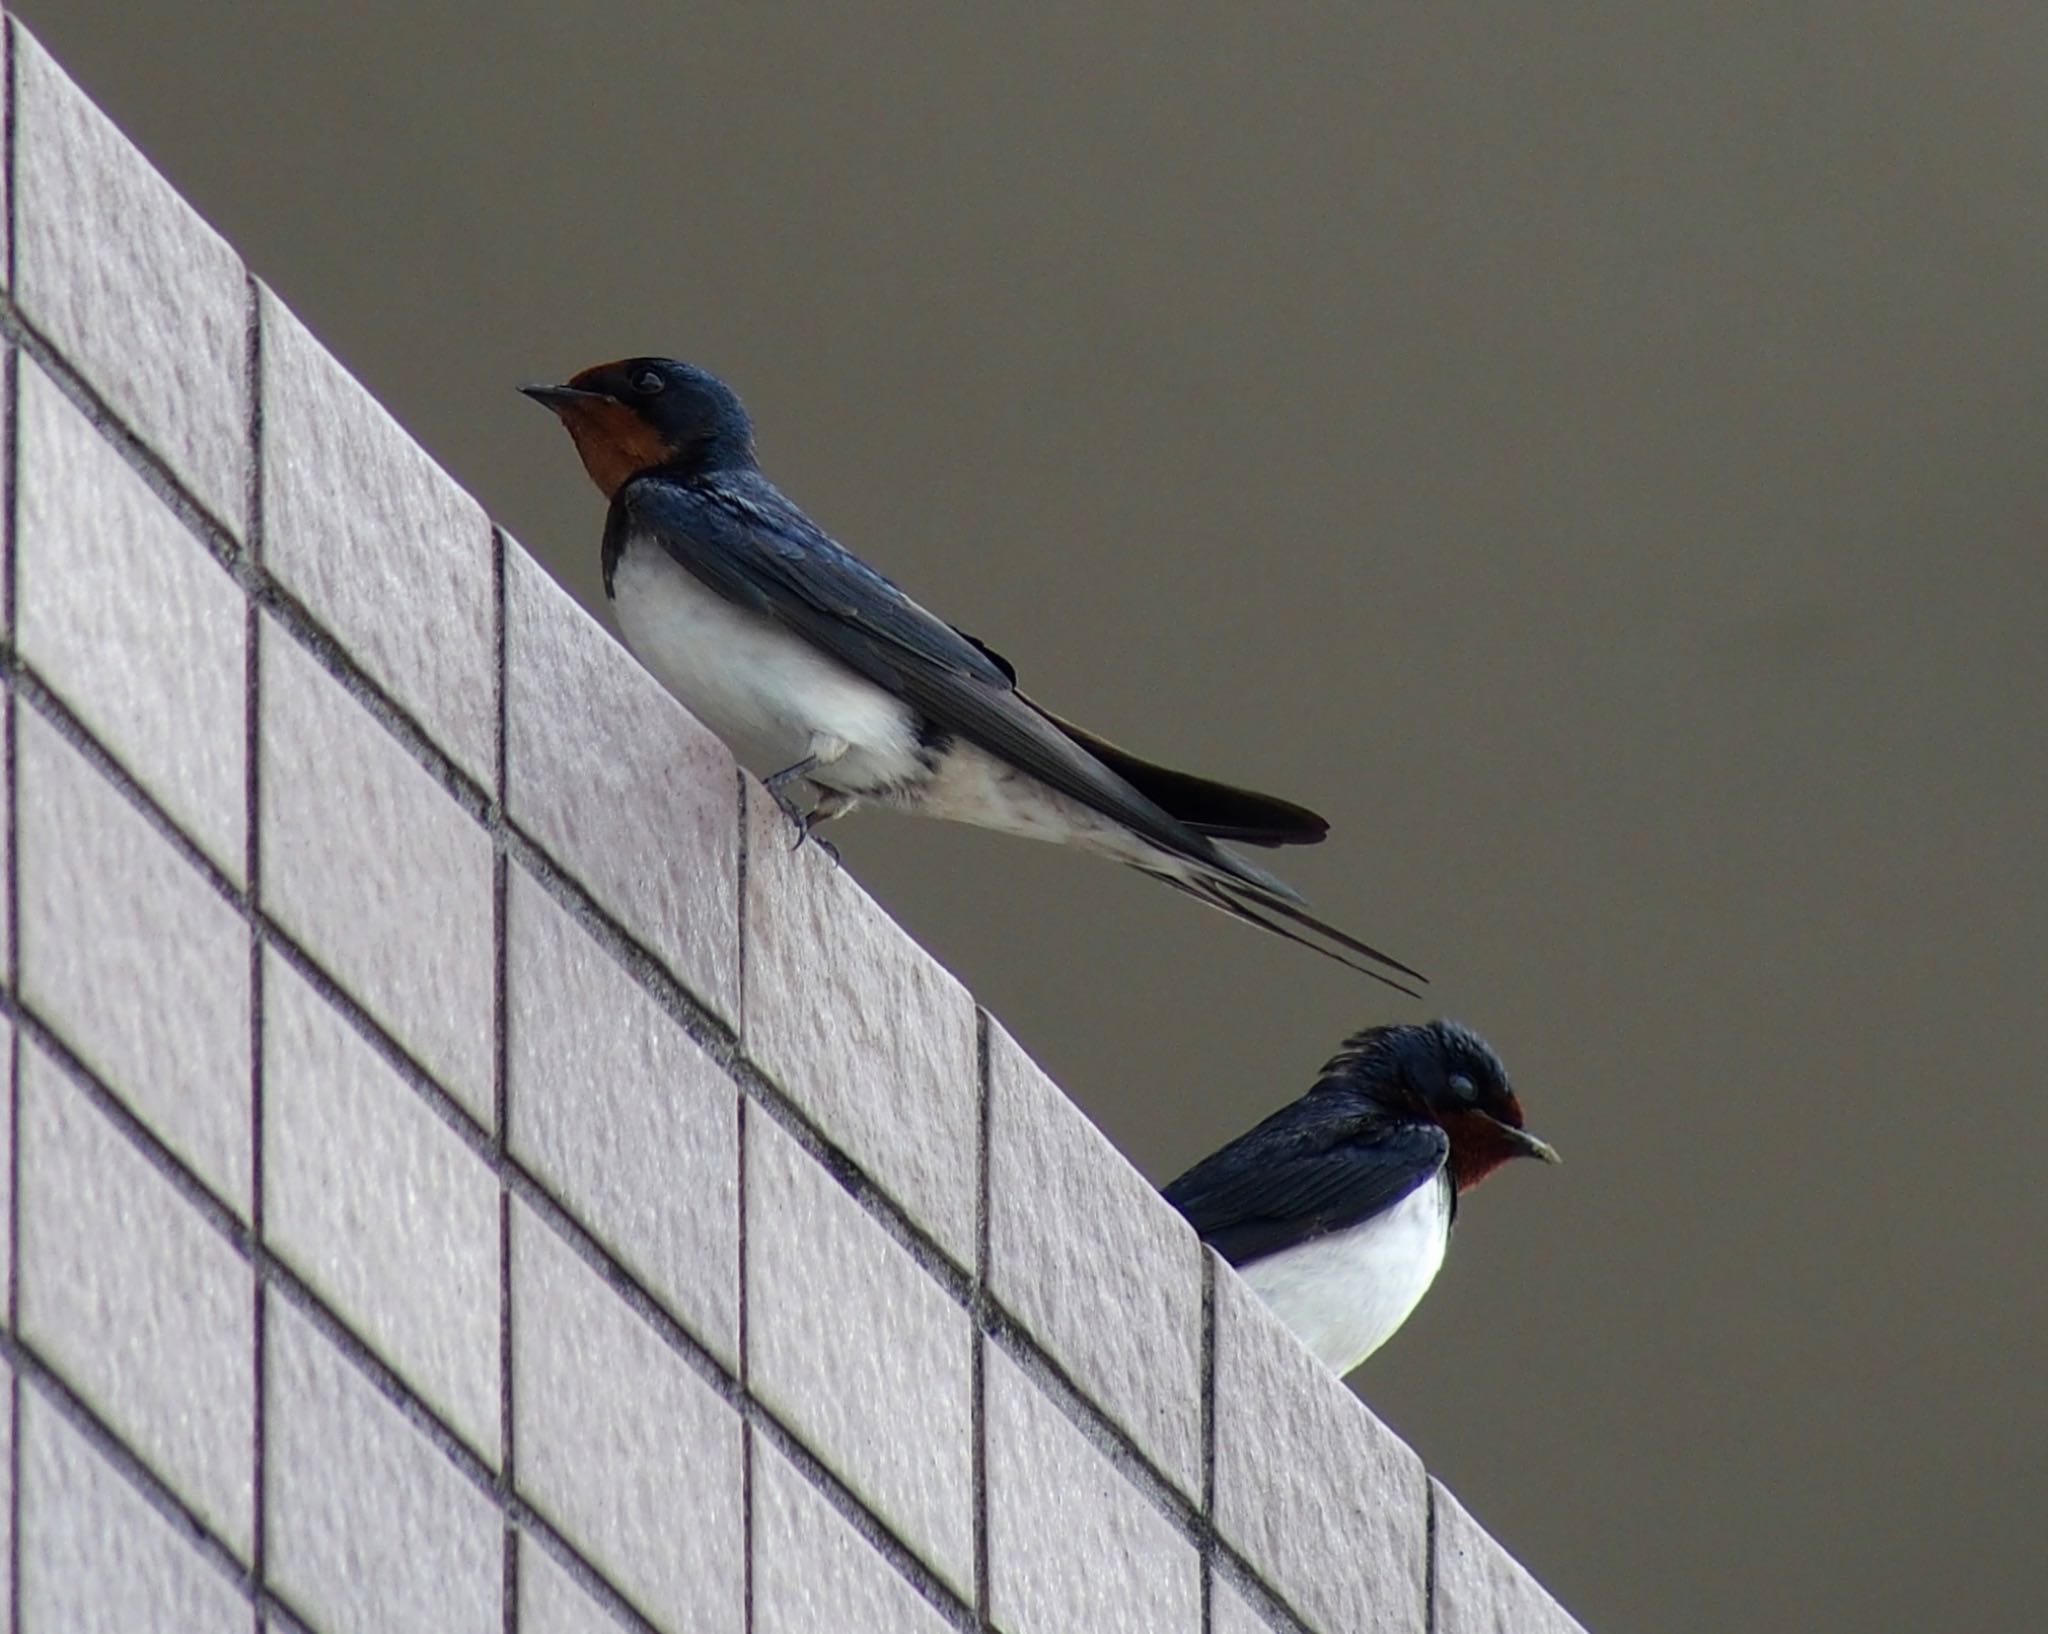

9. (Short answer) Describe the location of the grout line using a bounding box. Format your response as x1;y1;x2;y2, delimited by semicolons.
737;1087;753;1633
4;307;17;1634
244;268;269;1606
243;288;264;909
496;893;515;1634
244;275;264;567
493;521;515;1634
1201;1247;1217;1519
734;770;748;1044
2;323;14;650
973;1011;991;1292
970;1333;989;1627
5;1265;14;1634
4;334;17;997
249;1024;268;1596
500;1176;516;1634
5;1225;13;1634
1423;1477;1439;1634
3;14;16;295
971;1009;991;1625
491;526;508;808
735;1096;750;1391
1199;1250;1214;1634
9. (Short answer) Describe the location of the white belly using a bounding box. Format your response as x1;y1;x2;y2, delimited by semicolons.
885;739;1150;856
610;539;925;791
1240;1172;1451;1375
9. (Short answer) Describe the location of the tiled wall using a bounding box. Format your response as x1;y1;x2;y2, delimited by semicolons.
0;18;1586;1634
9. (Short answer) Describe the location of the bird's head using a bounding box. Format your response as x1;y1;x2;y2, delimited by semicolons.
1319;1019;1559;1192
521;356;755;497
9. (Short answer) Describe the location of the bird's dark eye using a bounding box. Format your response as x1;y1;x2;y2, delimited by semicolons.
1448;1073;1477;1101
633;369;665;396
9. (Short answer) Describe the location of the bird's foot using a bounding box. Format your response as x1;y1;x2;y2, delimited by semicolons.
765;780;817;853
762;756;842;862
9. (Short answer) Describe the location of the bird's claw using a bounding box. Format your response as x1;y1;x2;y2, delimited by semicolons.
767;784;839;864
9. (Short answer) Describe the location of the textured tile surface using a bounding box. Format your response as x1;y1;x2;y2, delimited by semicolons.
1432;1480;1587;1634
0;1017;11;1304
512;1206;744;1634
1212;1260;1429;1634
507;867;739;1365
16;709;252;1214
17;357;247;877
744;786;978;1265
519;1537;625;1634
987;1019;1203;1498
1;670;10;990
986;1345;1200;1634
260;289;496;782
0;1367;8;1634
17;1043;254;1559
747;1112;974;1595
260;625;495;1123
264;951;501;1461
1212;1575;1281;1634
505;547;739;1022
19;1399;249;1634
267;1299;501;1634
0;28;9;286
753;1437;953;1634
12;27;248;534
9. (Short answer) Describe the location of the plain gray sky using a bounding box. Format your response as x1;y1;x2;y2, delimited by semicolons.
26;5;2047;1630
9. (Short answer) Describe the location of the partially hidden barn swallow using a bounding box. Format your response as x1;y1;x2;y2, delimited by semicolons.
524;356;1423;991
1164;1021;1557;1373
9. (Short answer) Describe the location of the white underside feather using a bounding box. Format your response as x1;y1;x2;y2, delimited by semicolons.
1239;1172;1452;1375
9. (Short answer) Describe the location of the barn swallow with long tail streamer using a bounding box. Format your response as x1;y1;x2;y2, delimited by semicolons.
1164;1021;1557;1373
523;357;1423;992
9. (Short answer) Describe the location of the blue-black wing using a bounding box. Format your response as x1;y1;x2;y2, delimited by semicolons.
611;471;1423;990
1163;1107;1448;1266
613;473;1272;880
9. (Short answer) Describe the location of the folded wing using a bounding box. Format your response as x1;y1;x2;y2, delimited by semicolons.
1164;1113;1449;1265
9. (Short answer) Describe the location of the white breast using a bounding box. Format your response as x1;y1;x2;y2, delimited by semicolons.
1239;1171;1452;1376
610;538;925;790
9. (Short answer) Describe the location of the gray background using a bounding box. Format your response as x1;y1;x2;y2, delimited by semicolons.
26;4;2044;1630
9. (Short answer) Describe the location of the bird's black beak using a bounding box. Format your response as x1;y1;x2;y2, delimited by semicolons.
520;383;616;413
1501;1122;1561;1165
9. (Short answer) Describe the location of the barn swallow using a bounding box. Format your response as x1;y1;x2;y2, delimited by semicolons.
1164;1020;1556;1374
523;356;1422;991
